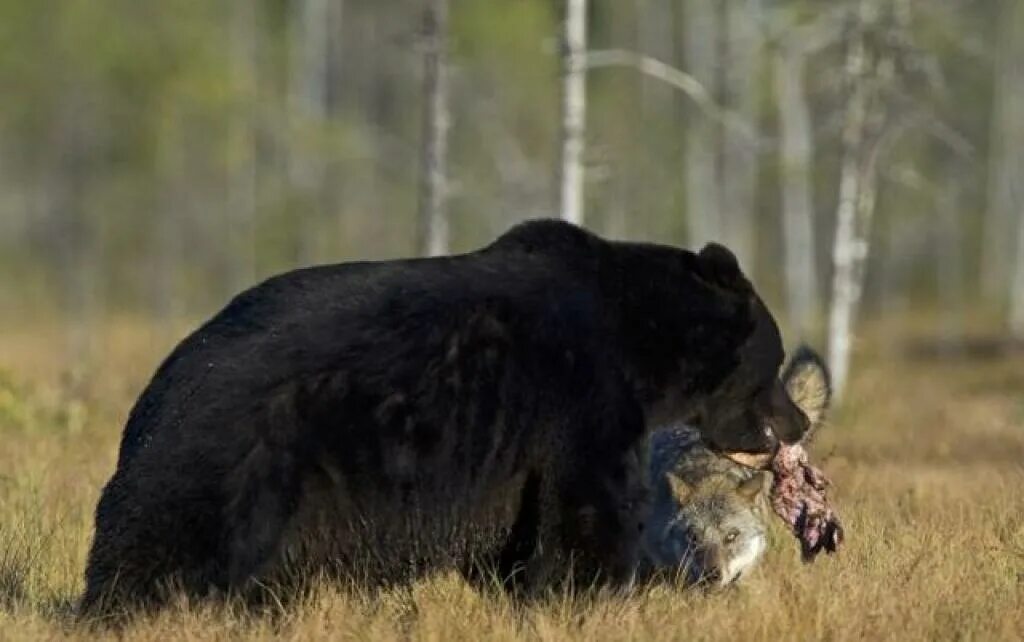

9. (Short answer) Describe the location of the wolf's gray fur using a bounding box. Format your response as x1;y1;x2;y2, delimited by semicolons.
639;346;832;588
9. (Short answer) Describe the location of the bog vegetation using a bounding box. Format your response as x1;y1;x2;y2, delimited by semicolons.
0;319;1021;641
2;0;1024;639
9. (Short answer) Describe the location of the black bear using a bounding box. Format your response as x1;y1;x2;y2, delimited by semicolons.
80;220;809;616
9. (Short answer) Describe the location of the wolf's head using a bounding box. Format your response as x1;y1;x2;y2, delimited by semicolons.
648;472;769;587
641;346;833;587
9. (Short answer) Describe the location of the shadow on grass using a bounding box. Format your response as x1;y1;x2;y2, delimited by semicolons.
0;563;28;612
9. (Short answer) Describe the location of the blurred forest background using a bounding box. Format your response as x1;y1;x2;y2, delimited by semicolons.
1;0;1023;396
1;4;1024;639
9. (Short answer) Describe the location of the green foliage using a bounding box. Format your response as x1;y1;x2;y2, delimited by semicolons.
0;371;33;433
0;370;87;437
0;0;1011;321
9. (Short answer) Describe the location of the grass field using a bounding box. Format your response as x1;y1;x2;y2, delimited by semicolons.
0;317;1022;641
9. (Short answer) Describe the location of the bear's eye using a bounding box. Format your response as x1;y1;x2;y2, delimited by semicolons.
725;530;739;544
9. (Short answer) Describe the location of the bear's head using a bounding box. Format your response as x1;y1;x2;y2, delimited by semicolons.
685;244;810;466
492;220;812;467
615;240;811;467
694;295;811;466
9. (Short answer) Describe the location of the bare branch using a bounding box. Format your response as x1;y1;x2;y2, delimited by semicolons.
585;49;756;141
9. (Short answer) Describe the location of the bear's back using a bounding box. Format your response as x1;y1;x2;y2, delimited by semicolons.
115;236;602;470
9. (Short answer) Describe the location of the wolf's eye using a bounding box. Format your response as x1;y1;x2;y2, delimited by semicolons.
725;529;739;544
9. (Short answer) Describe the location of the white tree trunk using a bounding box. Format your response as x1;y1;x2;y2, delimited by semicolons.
289;0;332;265
228;0;258;292
720;0;762;273
774;45;819;336
417;0;450;256
828;1;875;401
682;0;721;247
558;0;587;226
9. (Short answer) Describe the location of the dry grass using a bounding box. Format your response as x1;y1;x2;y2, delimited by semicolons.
1;317;1023;641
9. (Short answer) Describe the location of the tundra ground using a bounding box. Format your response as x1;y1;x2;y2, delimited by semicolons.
0;317;1022;641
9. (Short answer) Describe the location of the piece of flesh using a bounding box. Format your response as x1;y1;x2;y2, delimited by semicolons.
769;443;843;561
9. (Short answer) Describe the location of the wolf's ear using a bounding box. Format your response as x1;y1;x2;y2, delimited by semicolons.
781;345;832;434
666;473;693;503
737;472;768;502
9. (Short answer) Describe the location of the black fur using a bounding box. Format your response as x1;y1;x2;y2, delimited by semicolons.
79;220;807;617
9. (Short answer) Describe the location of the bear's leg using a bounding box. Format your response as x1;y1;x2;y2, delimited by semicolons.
79;469;224;620
80;514;164;621
545;467;644;592
460;472;541;596
550;400;648;592
223;439;302;591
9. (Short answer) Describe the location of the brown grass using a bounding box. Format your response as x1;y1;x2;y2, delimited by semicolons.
1;316;1022;641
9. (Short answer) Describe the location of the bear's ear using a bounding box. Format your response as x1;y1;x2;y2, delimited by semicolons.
781;345;832;435
737;472;768;502
666;472;693;503
696;243;750;293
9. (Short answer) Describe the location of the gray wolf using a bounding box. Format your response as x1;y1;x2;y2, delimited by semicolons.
641;346;832;587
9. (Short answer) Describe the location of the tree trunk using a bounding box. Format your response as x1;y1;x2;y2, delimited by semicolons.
417;0;451;256
558;0;587;226
827;0;877;401
774;45;819;337
981;0;1021;303
289;0;332;265
153;105;184;332
1010;205;1024;337
936;171;966;347
48;88;102;381
720;0;762;273
682;0;721;247
637;0;675;123
1000;0;1024;334
227;0;258;293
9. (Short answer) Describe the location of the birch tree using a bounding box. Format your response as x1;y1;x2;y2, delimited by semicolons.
720;0;762;273
775;44;818;336
828;0;889;400
289;0;332;265
1010;195;1024;337
227;0;258;293
987;0;1024;332
51;92;101;373
936;168;966;345
558;0;587;226
772;10;844;336
981;0;1022;302
682;0;721;247
417;0;450;256
153;104;184;331
827;0;929;398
